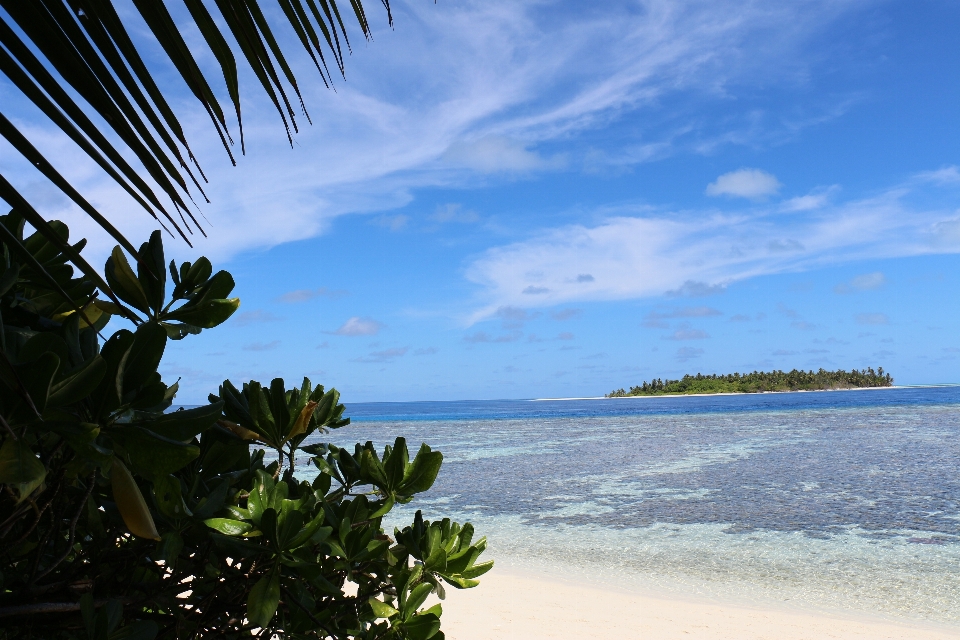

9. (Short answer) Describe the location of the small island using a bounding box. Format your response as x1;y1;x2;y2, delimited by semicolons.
607;367;893;397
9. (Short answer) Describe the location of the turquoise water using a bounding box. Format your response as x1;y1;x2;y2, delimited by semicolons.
302;388;960;625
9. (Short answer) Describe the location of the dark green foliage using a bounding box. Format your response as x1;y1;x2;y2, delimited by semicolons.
0;222;488;638
607;368;894;397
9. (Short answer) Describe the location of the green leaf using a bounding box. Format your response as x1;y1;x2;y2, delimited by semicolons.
111;457;160;540
139;402;223;441
105;246;149;314
360;447;388;489
204;517;254;536
18;332;69;367
384;437;408;490
437;574;480;589
369;493;394;519
183;258;212;289
369;598;399;619
119;322;167;395
403;613;441;640
110;426;200;479
48;355;106;406
402;583;433;620
0;438;46;502
400;444;443;495
153;474;191;519
208;532;267;558
282;399;317;445
137;230;165;315
461;560;494;580
160;322;202;340
155;531;183;565
162;297;239;328
247;571;281;629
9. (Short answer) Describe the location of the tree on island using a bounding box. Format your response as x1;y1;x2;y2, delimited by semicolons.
0;3;489;638
607;368;894;397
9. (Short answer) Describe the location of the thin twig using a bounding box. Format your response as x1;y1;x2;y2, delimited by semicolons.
27;475;65;585
0;597;134;618
35;469;96;581
0;411;17;441
5;496;51;545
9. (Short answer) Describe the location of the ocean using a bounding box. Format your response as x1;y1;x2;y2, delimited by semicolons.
299;387;960;626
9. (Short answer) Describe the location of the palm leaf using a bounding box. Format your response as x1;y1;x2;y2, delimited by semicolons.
0;0;391;268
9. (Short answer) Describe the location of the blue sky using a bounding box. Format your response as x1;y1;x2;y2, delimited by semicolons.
4;0;960;401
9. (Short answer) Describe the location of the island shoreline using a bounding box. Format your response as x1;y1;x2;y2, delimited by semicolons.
529;384;960;401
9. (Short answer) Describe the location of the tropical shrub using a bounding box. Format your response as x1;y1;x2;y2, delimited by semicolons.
0;218;490;639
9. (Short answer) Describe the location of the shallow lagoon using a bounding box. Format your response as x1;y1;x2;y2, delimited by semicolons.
301;387;960;625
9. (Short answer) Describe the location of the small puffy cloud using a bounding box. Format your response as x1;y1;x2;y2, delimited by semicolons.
276;287;348;303
432;203;479;224
522;285;550;295
413;347;438;356
667;306;721;318
330;317;384;336
931;217;960;248
372;214;409;231
464;330;522;343
558;332;574;340
443;136;565;173
234;310;283;326
834;272;886;294
495;306;540;328
729;314;752;322
777;303;799;319
676;347;704;362
706;169;781;199
665;281;726;298
781;194;829;212
243;340;280;351
780;186;840;212
773;349;798;355
355;347;408;363
551;308;582;321
644;306;722;328
791;321;816;330
767;239;804;253
855;313;889;325
576;274;595;283
663;326;709;340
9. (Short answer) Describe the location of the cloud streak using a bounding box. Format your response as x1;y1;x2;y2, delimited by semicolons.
465;176;960;320
1;0;871;264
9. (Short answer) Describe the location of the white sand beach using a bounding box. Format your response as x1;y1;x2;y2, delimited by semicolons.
438;569;960;640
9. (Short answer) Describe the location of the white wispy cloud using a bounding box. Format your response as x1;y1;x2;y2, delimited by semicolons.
706;169;782;199
329;317;384;336
0;0;870;263
276;287;348;303
834;271;886;294
855;312;889;325
464;175;960;321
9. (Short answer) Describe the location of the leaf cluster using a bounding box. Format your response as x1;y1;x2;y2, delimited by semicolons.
0;224;489;639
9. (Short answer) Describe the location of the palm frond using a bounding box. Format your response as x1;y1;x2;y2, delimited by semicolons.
0;0;391;258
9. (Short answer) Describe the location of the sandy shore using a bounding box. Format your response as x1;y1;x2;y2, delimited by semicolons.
436;569;960;639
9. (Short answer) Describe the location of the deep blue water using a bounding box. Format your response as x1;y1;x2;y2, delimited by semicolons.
344;386;960;422
303;387;960;622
